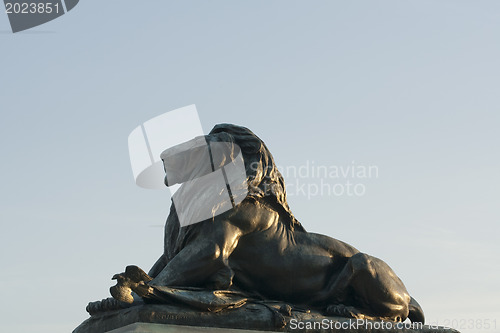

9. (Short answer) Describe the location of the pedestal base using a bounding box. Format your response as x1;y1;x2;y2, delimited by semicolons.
73;303;460;333
108;323;266;332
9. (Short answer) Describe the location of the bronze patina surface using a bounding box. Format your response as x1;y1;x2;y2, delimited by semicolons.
82;124;432;332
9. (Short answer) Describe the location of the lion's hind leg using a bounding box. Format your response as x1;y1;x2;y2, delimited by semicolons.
347;253;411;321
323;253;411;322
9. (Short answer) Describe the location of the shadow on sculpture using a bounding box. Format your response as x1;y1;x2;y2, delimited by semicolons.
86;124;425;328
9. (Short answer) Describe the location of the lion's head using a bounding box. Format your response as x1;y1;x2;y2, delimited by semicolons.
207;123;304;233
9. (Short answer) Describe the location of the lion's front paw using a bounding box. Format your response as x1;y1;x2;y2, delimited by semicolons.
86;297;129;315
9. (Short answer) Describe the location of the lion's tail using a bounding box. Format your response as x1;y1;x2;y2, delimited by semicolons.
408;296;425;323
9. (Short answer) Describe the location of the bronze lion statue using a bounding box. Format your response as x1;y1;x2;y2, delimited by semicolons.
102;123;424;323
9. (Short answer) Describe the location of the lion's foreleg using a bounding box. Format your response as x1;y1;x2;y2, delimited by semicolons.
148;254;168;278
150;221;242;289
149;240;223;286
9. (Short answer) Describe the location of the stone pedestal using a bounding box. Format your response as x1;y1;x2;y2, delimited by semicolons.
73;303;460;333
107;323;265;332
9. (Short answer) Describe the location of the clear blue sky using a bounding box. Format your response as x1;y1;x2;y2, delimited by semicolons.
1;1;499;332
